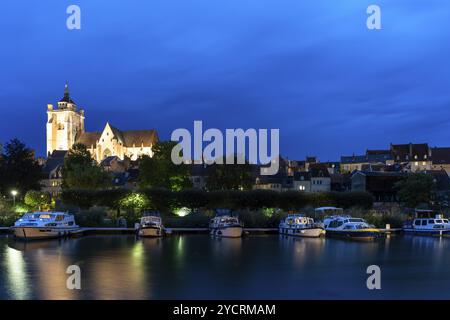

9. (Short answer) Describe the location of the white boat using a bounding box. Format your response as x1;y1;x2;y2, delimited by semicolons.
137;212;164;237
403;210;450;237
12;212;79;240
323;215;380;241
209;210;243;238
279;214;325;238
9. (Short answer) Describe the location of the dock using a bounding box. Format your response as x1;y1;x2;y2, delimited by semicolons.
0;226;400;237
379;228;402;234
75;227;278;235
0;227;10;233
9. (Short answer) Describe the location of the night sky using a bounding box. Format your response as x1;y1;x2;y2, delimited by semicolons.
1;0;449;161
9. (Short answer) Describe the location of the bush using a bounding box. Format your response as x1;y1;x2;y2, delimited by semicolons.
74;207;108;227
0;211;22;227
346;207;406;228
163;212;210;228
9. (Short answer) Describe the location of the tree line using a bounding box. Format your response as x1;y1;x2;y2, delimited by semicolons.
61;188;375;212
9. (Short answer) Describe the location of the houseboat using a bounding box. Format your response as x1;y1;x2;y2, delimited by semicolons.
279;214;325;237
137;211;164;237
323;215;380;241
209;209;243;238
12;212;79;240
403;209;450;237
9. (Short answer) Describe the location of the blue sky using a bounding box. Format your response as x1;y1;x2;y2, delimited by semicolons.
0;0;449;161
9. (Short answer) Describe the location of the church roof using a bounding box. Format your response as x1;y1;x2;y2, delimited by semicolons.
76;132;101;147
122;129;158;147
59;84;76;104
76;127;158;148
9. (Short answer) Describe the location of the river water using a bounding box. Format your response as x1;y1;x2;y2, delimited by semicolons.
0;234;449;299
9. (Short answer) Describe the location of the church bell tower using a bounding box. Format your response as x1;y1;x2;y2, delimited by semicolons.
46;84;85;156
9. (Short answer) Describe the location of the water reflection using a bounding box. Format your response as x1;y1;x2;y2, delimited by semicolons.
4;245;30;299
2;234;450;299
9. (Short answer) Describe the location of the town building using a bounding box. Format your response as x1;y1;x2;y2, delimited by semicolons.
309;163;331;192
351;171;406;202
390;143;431;172
46;84;158;162
41;150;67;197
431;147;450;175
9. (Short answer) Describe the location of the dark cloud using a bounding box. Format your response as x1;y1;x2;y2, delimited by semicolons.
0;0;449;161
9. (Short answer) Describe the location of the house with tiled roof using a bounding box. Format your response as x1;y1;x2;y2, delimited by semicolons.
40;150;67;197
308;163;331;192
390;143;431;172
46;84;158;162
431;147;450;175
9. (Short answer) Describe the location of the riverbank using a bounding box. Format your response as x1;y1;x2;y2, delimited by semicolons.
0;226;402;237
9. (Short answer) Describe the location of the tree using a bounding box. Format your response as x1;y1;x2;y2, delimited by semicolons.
62;144;111;190
139;141;191;191
206;155;253;191
24;190;51;210
0;138;42;196
395;173;436;208
63;143;94;171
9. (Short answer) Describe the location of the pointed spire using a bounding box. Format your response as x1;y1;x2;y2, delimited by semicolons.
64;82;70;99
59;82;75;105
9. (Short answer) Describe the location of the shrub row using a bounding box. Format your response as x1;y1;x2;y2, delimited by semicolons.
61;188;374;211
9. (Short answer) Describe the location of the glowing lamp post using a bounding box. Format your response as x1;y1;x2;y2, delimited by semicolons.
11;190;18;206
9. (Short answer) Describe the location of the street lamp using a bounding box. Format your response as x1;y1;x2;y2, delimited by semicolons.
11;190;18;206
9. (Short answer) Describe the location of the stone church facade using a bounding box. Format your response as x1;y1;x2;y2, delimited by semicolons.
46;84;158;162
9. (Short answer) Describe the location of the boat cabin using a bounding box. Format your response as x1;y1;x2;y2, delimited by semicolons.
284;214;314;226
314;207;344;218
15;212;77;227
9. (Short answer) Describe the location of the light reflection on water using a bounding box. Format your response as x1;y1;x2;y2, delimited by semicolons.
2;234;450;299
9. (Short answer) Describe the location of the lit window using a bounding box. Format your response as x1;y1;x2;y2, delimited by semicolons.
415;162;418;166
422;162;426;166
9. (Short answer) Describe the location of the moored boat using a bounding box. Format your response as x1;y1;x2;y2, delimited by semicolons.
12;212;79;240
137;211;164;237
279;214;325;238
323;215;380;241
403;209;450;237
210;209;243;238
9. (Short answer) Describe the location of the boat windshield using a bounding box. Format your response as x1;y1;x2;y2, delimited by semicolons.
24;213;55;220
348;218;365;223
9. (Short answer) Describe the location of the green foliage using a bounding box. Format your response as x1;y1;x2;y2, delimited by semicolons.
347;208;406;228
173;189;208;210
119;192;150;211
96;188;131;209
0;211;22;227
61;189;97;209
205;155;253;191
395;173;435;208
140;187;174;212
74;208;108;227
63;144;111;190
24;190;51;210
139;141;192;191
0;138;42;195
62;188;374;212
163;212;210;228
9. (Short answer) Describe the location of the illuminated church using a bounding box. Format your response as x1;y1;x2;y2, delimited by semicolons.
46;84;158;162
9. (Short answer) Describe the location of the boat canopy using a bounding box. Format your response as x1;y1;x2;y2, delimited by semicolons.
142;210;161;217
314;207;344;216
414;209;439;219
